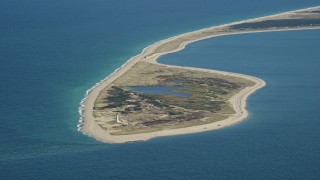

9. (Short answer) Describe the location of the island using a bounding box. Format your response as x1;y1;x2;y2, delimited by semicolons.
79;6;320;143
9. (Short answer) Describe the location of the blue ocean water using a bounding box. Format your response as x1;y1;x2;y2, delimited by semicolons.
1;0;320;179
159;30;320;179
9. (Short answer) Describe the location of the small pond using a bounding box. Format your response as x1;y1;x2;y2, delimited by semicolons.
125;86;191;97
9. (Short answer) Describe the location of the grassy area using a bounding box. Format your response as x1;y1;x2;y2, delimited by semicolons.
111;113;227;135
93;62;254;134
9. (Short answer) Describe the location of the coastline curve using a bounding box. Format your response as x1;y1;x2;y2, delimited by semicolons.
78;6;320;143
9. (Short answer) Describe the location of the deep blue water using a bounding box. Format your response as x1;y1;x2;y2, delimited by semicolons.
1;0;320;179
126;86;191;97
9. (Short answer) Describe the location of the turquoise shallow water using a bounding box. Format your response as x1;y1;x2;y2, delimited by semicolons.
1;0;320;179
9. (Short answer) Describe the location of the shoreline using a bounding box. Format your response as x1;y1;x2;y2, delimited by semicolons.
79;6;320;143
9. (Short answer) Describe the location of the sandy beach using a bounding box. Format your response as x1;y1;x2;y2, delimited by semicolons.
80;6;320;143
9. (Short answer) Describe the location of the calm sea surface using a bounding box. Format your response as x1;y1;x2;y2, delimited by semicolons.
1;0;320;179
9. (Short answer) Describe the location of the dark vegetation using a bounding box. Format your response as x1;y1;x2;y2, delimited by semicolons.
104;86;131;108
142;119;175;126
97;75;243;126
185;111;207;121
138;94;170;108
230;19;320;30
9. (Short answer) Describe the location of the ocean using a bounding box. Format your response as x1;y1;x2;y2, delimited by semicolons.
1;0;320;179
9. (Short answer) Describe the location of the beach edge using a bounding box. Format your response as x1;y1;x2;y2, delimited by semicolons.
79;6;320;143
